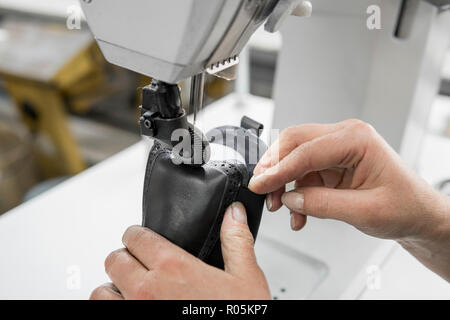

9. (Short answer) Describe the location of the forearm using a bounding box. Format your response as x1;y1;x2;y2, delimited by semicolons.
398;193;450;282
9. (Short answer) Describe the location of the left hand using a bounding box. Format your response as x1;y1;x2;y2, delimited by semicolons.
90;202;271;300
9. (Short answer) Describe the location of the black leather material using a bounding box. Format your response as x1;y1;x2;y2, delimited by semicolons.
142;142;266;269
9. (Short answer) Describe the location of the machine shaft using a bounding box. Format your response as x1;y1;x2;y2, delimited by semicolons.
189;73;206;124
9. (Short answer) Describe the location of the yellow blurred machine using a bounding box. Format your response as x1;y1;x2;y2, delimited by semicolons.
0;124;38;213
0;19;144;178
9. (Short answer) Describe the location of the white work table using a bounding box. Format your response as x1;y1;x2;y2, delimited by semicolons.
0;94;448;299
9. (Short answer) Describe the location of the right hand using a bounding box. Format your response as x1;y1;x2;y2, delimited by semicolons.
248;119;450;280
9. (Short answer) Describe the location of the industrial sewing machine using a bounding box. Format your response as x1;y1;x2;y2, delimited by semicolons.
80;0;315;268
80;0;313;162
79;0;450;296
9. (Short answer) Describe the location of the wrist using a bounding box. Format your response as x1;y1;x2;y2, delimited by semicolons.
397;191;450;279
423;191;450;241
398;188;449;245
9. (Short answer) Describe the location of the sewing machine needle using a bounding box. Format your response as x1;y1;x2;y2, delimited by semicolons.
190;73;205;125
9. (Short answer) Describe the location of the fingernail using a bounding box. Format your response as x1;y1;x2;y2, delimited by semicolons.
290;213;296;230
231;202;247;225
266;193;273;211
122;225;140;247
249;165;281;189
290;212;304;231
282;192;304;213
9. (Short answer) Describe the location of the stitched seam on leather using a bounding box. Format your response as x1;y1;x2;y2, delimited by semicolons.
142;144;166;227
197;176;229;260
197;161;242;260
143;149;243;261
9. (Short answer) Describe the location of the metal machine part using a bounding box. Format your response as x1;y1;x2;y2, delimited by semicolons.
139;79;210;166
424;0;450;9
189;73;206;124
139;78;266;168
265;0;312;32
206;56;240;80
80;0;313;84
80;0;272;83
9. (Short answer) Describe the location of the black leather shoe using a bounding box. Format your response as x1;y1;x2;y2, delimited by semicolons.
142;119;267;269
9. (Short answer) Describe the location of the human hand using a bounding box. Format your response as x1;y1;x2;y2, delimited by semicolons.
249;119;450;280
249;119;449;240
90;202;270;300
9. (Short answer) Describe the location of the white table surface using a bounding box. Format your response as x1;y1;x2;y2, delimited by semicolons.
0;93;448;299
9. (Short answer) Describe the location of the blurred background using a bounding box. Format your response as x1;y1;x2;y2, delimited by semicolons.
0;0;283;214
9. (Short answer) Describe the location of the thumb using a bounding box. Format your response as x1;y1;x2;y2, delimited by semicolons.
220;202;260;278
282;187;375;227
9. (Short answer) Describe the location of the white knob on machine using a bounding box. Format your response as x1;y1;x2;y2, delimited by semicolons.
292;1;313;18
265;0;313;33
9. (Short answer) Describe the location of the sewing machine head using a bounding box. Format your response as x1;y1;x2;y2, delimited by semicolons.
79;1;313;268
80;0;311;83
